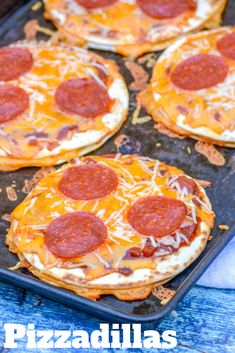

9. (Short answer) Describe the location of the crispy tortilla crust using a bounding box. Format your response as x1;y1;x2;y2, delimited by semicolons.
13;221;210;289
22;260;157;300
0;41;128;171
138;27;235;148
31;270;176;300
6;155;214;300
7;222;211;300
43;0;226;57
0;118;125;171
10;253;157;300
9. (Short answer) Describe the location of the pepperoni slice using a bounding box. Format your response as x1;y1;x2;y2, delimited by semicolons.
55;78;111;118
0;47;33;81
45;212;107;258
174;176;196;194
58;161;118;200
0;85;29;123
127;196;187;237
75;0;117;9
136;0;195;19
217;32;235;61
171;54;228;91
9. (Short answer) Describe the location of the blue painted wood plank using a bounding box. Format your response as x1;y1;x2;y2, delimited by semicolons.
0;282;234;353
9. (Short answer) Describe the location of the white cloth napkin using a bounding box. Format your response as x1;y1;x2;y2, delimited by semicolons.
197;237;235;289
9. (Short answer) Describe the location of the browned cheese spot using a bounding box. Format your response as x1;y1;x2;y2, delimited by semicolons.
124;61;148;91
152;285;176;303
24;19;39;40
154;123;185;139
6;186;17;201
195;141;225;166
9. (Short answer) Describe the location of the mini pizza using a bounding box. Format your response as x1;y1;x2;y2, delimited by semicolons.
0;41;128;171
43;0;226;57
139;27;235;147
7;155;214;301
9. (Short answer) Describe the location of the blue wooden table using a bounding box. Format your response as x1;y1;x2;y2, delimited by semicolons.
0;281;234;353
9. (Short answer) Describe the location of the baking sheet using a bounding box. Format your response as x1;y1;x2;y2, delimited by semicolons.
0;0;234;324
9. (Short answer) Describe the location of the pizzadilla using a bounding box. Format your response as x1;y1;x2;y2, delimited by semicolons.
7;155;214;301
43;0;226;57
139;27;235;147
0;41;128;171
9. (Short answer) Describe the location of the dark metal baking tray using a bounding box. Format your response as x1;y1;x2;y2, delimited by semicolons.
0;0;234;325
